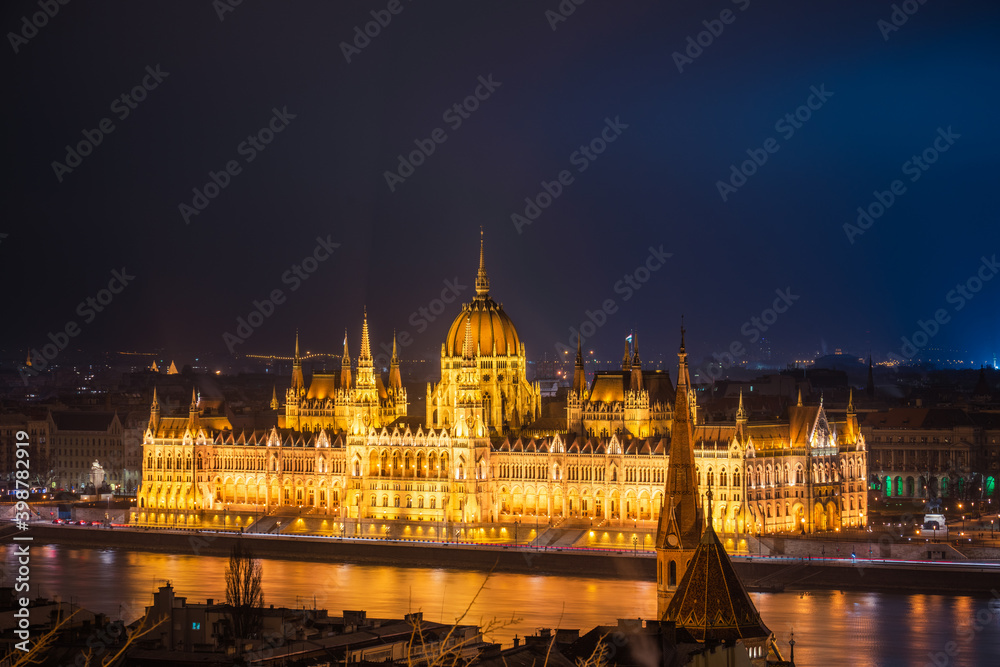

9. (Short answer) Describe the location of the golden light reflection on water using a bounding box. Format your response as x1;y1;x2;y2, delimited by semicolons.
7;546;1000;666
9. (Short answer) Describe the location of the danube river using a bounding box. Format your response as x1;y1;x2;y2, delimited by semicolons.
3;544;999;666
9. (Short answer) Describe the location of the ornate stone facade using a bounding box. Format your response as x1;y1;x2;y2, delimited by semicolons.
138;236;867;539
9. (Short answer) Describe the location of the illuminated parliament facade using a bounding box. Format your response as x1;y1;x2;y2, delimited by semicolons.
138;237;867;536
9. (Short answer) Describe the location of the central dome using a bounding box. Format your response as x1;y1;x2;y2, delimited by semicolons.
443;230;521;358
445;295;521;357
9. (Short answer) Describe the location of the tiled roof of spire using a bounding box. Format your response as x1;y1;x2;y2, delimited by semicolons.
663;524;771;644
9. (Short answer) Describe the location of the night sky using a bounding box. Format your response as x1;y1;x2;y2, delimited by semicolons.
4;0;1000;370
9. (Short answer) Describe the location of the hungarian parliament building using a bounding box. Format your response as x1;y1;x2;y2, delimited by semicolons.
138;237;868;535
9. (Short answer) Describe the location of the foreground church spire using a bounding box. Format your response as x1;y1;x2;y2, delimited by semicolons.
656;325;704;617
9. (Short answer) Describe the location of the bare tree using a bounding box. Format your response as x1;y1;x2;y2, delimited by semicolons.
225;540;264;653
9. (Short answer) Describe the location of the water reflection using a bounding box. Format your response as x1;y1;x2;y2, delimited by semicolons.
4;545;999;666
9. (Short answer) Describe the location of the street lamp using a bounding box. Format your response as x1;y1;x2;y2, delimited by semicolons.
632;535;638;556
514;516;520;546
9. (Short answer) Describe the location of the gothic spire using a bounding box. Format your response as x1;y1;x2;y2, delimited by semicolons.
475;227;490;296
389;330;402;391
340;329;352;390
658;326;702;546
270;385;279;410
151;386;159;411
631;330;641;367
573;337;587;396
291;331;305;397
360;307;372;362
622;338;632;371
796;387;803;407
847;387;855;415
736;389;747;423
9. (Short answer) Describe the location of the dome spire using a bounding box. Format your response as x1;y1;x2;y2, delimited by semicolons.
475;227;490;296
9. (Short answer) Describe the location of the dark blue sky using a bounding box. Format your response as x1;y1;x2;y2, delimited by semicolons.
4;0;999;369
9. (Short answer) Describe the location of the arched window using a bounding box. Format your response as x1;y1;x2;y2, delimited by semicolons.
430;497;436;509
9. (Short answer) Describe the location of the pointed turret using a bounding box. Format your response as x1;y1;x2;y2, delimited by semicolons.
290;331;305;397
389;331;402;391
355;309;376;393
475;227;490;296
149;386;161;432
270;385;279;410
573;337;587;396
847;388;855;416
736;390;747;424
150;360;158;373
656;326;703;618
360;308;372;362
340;329;352;390
630;332;643;391
796;387;803;407
188;386;200;430
622;338;632;372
